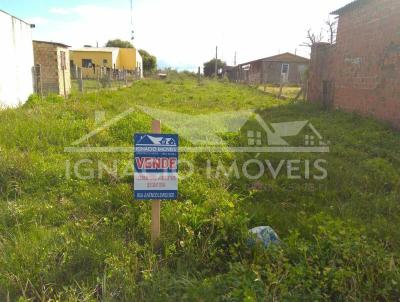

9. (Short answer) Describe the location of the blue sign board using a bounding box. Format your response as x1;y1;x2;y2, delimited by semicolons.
134;133;179;200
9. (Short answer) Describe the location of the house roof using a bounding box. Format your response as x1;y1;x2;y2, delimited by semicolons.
331;0;371;15
70;47;120;53
33;40;70;48
240;52;309;66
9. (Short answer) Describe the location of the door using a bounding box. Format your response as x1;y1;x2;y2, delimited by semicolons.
322;80;334;108
281;63;289;83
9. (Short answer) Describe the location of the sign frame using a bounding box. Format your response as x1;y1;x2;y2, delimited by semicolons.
134;132;179;201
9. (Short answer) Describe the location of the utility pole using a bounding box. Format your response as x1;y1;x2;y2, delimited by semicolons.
130;0;135;40
234;51;237;66
215;46;218;78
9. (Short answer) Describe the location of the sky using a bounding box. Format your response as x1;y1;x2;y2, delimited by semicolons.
1;0;351;71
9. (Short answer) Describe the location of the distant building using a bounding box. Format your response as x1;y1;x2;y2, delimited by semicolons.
227;53;309;85
69;47;143;79
0;10;34;107
33;40;71;97
308;0;400;127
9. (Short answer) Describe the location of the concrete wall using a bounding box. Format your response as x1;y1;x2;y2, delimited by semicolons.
70;50;114;69
118;48;136;70
309;0;400;127
70;50;114;79
0;11;34;107
70;48;143;79
136;49;143;78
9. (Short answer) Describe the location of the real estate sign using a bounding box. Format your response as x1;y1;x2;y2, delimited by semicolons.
134;133;179;200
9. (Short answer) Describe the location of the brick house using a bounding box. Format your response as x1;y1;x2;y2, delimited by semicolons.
227;52;309;85
33;40;71;97
308;0;400;127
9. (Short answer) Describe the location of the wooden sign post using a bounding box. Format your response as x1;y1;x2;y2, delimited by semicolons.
134;122;178;250
151;120;161;246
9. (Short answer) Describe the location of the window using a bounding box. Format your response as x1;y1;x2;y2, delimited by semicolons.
281;63;289;74
247;131;262;146
242;64;251;71
82;59;93;68
103;59;108;65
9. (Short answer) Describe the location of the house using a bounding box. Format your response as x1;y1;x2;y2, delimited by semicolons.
33;41;71;97
0;10;34;107
227;53;309;85
308;0;400;127
69;47;143;79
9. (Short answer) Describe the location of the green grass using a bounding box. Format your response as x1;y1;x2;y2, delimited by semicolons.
71;79;134;93
258;85;302;99
0;73;399;301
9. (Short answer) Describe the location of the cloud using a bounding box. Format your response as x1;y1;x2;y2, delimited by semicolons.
25;17;48;25
30;0;351;70
49;7;71;15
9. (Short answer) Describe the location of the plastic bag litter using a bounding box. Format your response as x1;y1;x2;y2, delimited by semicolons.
248;226;280;248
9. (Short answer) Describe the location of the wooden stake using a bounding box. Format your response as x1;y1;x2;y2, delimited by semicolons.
151;120;161;247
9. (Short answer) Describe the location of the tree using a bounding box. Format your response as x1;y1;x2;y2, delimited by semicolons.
300;18;338;48
105;39;134;48
325;18;338;44
138;49;157;74
203;59;226;77
300;29;324;47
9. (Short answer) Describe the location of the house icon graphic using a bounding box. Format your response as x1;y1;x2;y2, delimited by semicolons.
160;137;176;145
137;135;177;146
64;106;329;154
246;116;329;147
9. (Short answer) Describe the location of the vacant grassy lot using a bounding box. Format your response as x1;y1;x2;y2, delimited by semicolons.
0;74;399;301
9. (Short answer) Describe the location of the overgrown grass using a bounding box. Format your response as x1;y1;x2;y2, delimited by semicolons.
71;79;135;93
0;74;399;301
258;85;302;99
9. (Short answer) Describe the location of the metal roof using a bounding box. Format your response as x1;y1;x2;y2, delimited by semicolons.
331;0;371;15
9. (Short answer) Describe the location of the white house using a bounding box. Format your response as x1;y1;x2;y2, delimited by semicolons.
0;10;34;107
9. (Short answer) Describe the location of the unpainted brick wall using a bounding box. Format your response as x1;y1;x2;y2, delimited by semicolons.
33;42;71;97
308;0;400;127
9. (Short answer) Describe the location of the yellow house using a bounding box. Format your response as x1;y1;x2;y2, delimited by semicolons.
69;47;143;78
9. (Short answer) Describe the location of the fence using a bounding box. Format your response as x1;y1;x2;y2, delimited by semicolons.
71;66;141;93
32;64;42;96
32;64;141;97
